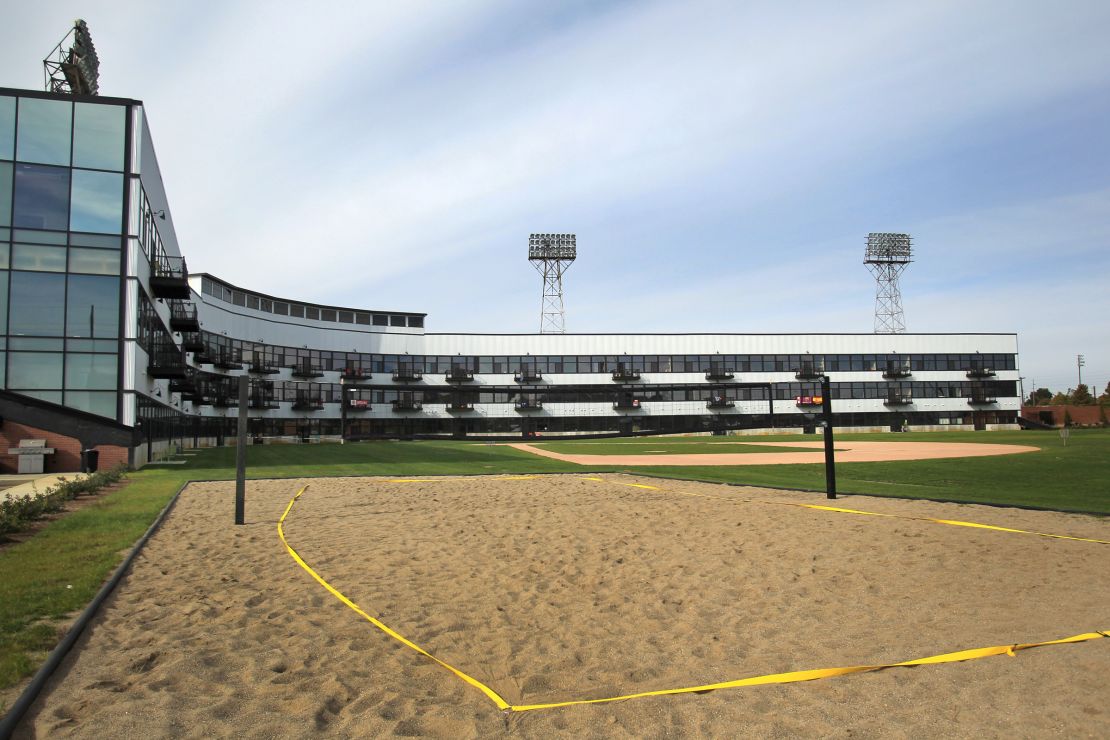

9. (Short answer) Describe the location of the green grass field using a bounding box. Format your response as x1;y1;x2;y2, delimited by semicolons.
1;428;1107;701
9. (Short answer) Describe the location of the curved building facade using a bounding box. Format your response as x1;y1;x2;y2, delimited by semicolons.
0;85;1020;470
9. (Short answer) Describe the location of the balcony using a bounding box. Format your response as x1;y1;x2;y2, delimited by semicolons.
292;395;324;411
393;367;423;382
392;398;423;411
148;345;188;379
180;333;206;352
884;394;913;406
613;398;642;410
514;368;543;383
250;394;281;410
181;391;207;405
446;401;474;412
611;367;641;381
445;367;475;383
967;395;998;405
347;398;371;411
167;300;200;332
168;377;195;394
966;367;996;379
341;367;368;381
292;363;324;379
795;395;825;408
515;399;543;411
882;365;912;379
213;394;239;408
707;396;734;409
793;365;825;380
248;360;279;375
705;367;735;381
213;350;243;371
149;255;190;299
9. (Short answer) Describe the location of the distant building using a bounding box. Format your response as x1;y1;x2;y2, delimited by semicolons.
0;86;1020;471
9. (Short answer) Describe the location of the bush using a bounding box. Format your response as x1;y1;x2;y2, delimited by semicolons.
0;465;127;536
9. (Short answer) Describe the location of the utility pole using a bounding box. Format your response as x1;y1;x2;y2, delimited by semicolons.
1077;354;1085;388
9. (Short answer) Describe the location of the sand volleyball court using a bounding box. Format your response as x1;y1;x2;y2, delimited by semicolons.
15;475;1109;737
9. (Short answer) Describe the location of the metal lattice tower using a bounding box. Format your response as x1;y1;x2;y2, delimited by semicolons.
528;233;576;334
864;233;913;334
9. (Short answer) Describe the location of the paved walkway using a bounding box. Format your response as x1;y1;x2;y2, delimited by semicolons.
0;473;88;503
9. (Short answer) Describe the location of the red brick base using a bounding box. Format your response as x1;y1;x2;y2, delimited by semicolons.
0;421;129;473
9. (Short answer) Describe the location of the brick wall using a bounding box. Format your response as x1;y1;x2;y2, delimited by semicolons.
0;422;128;473
1021;405;1107;427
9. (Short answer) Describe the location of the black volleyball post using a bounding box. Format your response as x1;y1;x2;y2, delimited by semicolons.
235;374;248;524
820;374;837;499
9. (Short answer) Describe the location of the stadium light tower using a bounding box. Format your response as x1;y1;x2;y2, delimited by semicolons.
43;19;100;95
528;233;576;334
864;233;913;334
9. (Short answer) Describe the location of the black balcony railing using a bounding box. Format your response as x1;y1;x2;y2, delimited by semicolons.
884;394;913;406
705;367;735;381
515;398;543;410
292;394;324;410
794;365;825;380
347;398;371;411
882;365;912;379
180;333;205;352
392;398;423;411
445;367;474;382
168;300;199;332
707;396;734;409
249;360;279;374
292;363;324;379
514;368;542;382
393;367;423;382
213;394;239;408
794;395;824;407
447;401;474;411
613;398;642;410
611;367;641;381
967;394;998;405
213;349;243;370
148;344;188;379
149;255;191;298
249;394;281;409
342;367;368;380
168;377;195;394
966;366;996;378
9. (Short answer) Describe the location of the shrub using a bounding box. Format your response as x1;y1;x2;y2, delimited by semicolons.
0;465;127;536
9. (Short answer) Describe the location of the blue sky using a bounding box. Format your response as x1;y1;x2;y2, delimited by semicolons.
3;1;1108;394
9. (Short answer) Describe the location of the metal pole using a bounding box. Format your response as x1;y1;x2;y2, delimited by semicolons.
235;374;248;525
821;375;836;499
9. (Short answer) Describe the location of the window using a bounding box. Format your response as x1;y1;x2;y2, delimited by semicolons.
8;351;64;388
390;315;405;326
273;302;289;316
290;304;304;318
337;311;353;323
72;103;125;171
9;271;65;335
16;98;71;166
373;314;388;326
13;164;70;230
69;170;124;233
321;309;336;322
64;390;117;418
232;291;246;306
67;274;120;337
305;306;319;320
65;352;117;389
408;316;423;328
0;96;13;160
355;313;370;325
247;295;259;310
70;232;119;248
0;162;11;227
12;244;66;271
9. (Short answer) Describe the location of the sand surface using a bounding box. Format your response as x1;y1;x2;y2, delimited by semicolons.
15;475;1109;738
512;440;1040;466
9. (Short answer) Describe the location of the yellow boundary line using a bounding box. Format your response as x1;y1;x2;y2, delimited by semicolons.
277;476;1109;712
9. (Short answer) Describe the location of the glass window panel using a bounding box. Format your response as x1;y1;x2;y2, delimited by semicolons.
305;306;319;320
408;316;423;328
67;274;120;338
70;169;123;233
0;244;7;269
9;271;64;335
69;232;120;248
65;352;117;389
12;244;66;271
64;390;117;418
8;351;63;388
13;164;70;230
15;389;62;404
13;228;66;244
69;247;120;275
290;304;304;318
260;298;272;312
373;314;387;326
355;313;370;325
320;309;336;322
273;302;289;316
246;295;259;310
390;315;405;326
16;98;72;166
0;271;6;332
72;103;125;171
0;96;13;159
337;311;352;323
232;291;246;306
8;338;63;350
0;162;11;226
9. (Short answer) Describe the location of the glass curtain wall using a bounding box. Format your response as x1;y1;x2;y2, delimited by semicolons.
0;92;126;419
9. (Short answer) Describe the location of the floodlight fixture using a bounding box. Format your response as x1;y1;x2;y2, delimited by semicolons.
43;19;100;96
864;232;913;334
528;233;577;334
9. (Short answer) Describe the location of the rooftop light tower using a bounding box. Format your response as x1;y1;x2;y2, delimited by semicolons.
528;233;576;334
43;19;100;95
864;232;912;334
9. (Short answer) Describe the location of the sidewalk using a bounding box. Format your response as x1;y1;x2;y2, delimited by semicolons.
0;473;89;504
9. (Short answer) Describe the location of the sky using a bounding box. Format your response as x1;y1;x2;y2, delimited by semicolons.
3;1;1108;395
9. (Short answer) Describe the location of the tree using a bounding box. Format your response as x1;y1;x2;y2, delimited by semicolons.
1027;387;1052;406
1050;391;1071;405
1072;384;1095;406
1100;381;1110;406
